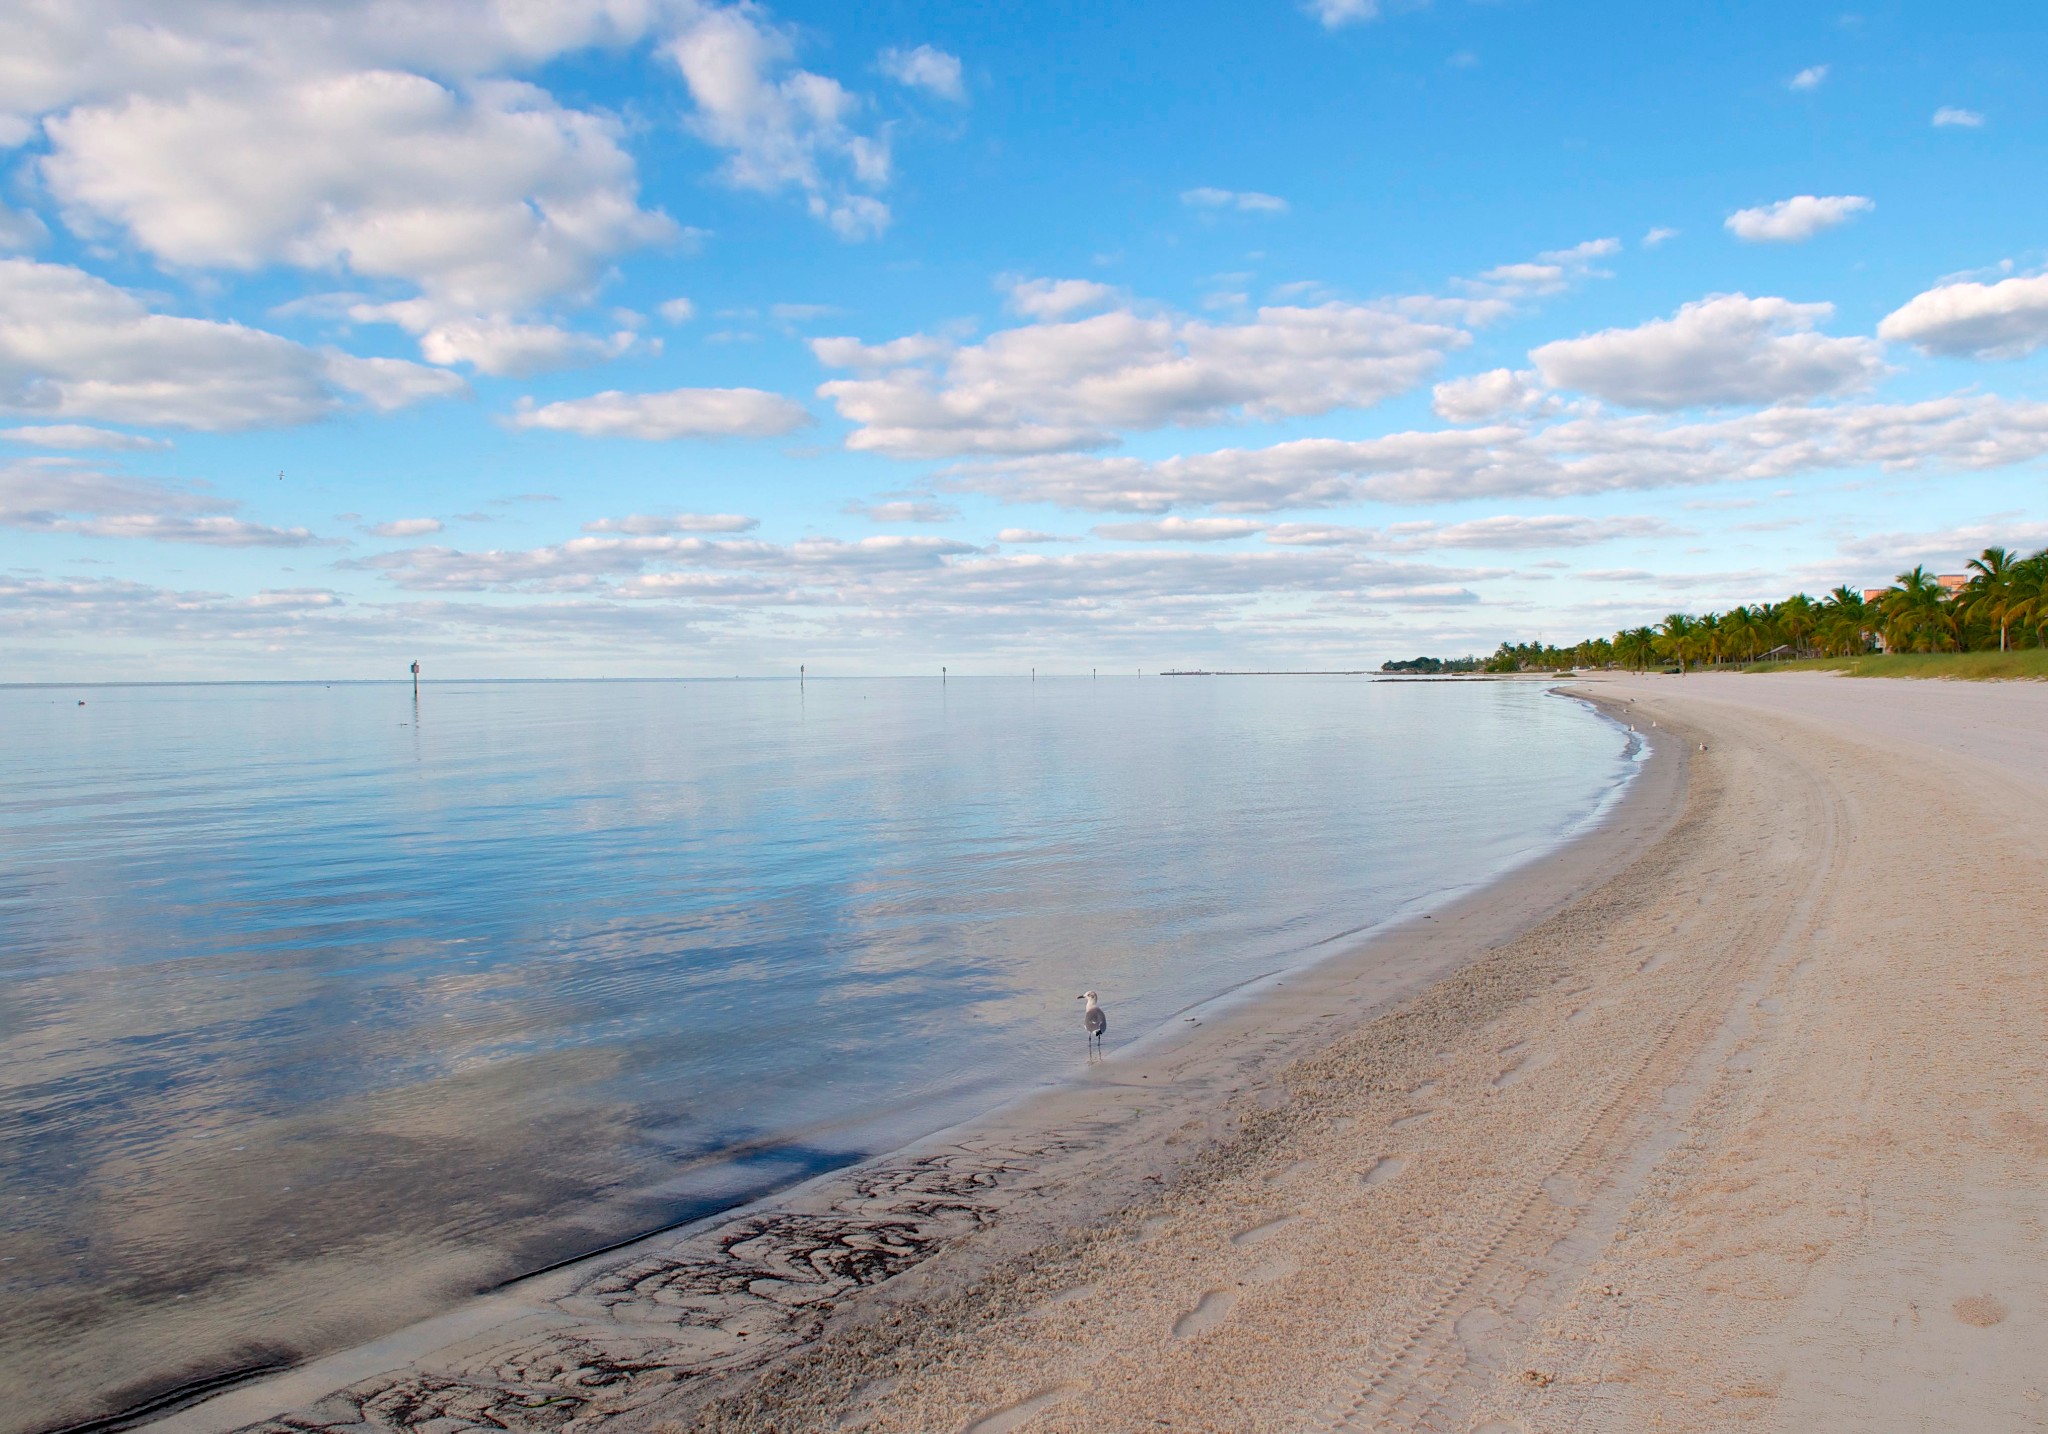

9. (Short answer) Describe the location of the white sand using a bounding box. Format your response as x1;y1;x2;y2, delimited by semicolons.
151;674;2048;1433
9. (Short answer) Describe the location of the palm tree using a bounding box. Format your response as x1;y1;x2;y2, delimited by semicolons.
2008;551;2048;649
1657;612;1699;673
1774;593;1819;657
1963;546;2020;651
1883;566;1956;653
1613;626;1658;671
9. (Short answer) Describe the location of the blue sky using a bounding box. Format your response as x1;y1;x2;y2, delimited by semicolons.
3;0;2045;677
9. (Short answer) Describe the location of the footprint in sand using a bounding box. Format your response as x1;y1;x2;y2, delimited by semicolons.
962;1384;1083;1433
1136;1215;1172;1244
1230;1214;1300;1247
1565;1006;1591;1027
1360;1155;1407;1187
1493;1050;1555;1090
1265;1158;1318;1183
1637;950;1672;974
1173;1288;1239;1338
1028;1284;1097;1316
1391;1109;1438;1130
1541;1172;1587;1207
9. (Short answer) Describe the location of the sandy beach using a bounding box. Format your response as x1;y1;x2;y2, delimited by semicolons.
144;673;2048;1434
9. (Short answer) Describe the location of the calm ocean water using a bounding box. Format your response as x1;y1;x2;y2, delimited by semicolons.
0;676;1633;1427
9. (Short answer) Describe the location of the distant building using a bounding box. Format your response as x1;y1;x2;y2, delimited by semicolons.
1937;573;1969;595
1862;588;1888;604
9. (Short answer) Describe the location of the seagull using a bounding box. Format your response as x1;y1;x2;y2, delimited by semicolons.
1078;990;1107;1053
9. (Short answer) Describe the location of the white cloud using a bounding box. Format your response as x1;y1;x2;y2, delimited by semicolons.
342;531;1487;639
1006;277;1119;321
0;203;49;252
351;304;641;376
1432;369;1545;423
1878;273;2048;359
1789;64;1829;91
813;298;1469;458
665;5;893;240
43;73;678;317
1531;294;1884;409
0;258;458;430
369;517;444;538
0;424;167;451
0;458;320;545
941;392;2048;511
879;44;965;102
1263;515;1679;551
1457;238;1620;303
846;499;960;524
658;297;697;324
1395;514;1681;550
1309;0;1379;28
1725;194;1872;243
322;352;471;411
511;385;813;440
994;528;1077;544
582;512;760;535
1181;187;1290;214
1643;227;1679;247
1932;106;1985;128
1093;517;1265;542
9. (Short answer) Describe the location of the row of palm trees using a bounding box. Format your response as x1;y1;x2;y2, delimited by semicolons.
1485;545;2048;673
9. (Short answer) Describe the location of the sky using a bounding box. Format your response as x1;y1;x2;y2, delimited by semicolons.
3;0;2046;679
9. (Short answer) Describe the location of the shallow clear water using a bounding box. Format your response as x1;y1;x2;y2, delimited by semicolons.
0;676;1630;1426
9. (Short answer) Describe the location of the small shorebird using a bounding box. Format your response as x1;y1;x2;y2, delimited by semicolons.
1078;990;1107;1053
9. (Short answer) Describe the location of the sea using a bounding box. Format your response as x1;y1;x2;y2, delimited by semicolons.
0;674;1636;1430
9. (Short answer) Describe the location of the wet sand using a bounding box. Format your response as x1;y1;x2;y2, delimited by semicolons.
151;673;2048;1432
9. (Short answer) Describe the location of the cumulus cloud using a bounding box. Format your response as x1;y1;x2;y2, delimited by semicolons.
1725;194;1872;243
1006;277;1119;321
1644;227;1679;247
1878;273;2048;359
0;203;49;252
1933;106;1985;128
582;512;760;535
994;528;1077;544
0;258;460;429
941;393;2048;512
658;297;697;324
511;385;813;440
1530;294;1884;409
0;424;167;451
1093;517;1264;542
11;0;901;396
349;305;642;377
0;458;321;545
43;73;677;319
1432;369;1546;423
341;529;1487;639
1458;239;1620;304
846;499;960;523
813;298;1469;458
1262;515;1680;551
1788;64;1829;90
665;5;892;240
1181;188;1289;214
879;44;965;102
369;517;444;538
322;352;471;411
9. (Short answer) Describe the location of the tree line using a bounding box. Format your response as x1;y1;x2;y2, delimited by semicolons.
1481;545;2048;673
